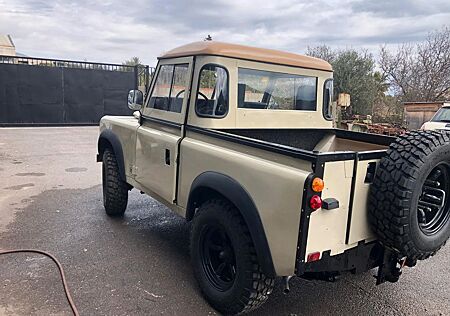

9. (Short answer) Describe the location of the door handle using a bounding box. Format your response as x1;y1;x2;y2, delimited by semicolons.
165;149;170;165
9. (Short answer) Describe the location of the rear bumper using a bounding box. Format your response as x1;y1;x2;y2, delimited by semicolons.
297;241;408;285
300;241;382;275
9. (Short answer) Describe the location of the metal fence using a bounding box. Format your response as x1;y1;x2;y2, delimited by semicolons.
0;55;154;125
0;55;154;92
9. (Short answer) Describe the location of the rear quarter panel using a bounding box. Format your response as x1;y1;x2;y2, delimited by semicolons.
178;131;312;276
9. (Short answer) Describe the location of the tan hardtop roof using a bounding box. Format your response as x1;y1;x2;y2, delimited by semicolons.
159;41;332;72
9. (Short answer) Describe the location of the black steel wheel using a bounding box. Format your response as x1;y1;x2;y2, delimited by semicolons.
200;224;236;292
369;130;450;260
190;199;274;315
417;163;450;235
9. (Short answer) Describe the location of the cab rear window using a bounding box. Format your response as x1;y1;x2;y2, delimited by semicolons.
237;68;317;111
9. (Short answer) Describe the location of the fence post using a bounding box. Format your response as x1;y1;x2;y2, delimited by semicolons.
133;65;138;90
145;65;150;93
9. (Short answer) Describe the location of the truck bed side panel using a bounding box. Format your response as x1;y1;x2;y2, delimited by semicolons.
179;131;311;276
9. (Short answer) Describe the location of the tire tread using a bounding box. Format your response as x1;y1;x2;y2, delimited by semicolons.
191;199;274;315
369;130;450;260
103;149;128;216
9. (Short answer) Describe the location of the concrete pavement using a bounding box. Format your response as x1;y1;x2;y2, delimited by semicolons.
0;127;449;315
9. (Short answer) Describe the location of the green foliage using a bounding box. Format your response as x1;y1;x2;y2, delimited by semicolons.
333;50;378;115
200;68;216;90
307;46;381;115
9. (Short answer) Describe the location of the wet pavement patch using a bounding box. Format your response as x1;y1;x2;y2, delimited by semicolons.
0;186;204;316
65;167;87;173
4;183;35;190
15;172;46;177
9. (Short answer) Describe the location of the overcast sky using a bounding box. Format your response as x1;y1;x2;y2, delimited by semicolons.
1;0;449;65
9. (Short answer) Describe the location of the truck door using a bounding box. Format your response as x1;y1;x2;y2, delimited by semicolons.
134;57;193;203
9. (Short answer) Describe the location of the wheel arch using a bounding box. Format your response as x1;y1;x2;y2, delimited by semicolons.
187;171;276;277
97;129;126;181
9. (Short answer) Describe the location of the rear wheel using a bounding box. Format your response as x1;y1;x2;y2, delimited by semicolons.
369;131;450;260
190;199;274;315
102;148;128;216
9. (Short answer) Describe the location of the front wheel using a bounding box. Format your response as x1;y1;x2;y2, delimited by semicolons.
190;199;274;315
102;148;128;216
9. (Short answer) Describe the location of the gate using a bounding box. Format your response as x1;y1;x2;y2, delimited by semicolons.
0;55;153;125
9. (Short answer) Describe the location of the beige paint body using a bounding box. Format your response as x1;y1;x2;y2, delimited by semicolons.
100;52;386;276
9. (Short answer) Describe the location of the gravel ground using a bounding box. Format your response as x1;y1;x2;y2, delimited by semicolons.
0;127;449;316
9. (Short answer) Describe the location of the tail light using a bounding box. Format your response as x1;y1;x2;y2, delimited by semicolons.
310;195;322;210
307;252;321;262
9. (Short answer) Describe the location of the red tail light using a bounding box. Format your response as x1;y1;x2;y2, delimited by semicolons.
310;195;322;210
307;252;321;262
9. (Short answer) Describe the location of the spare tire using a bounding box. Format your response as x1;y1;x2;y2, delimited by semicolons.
369;130;450;260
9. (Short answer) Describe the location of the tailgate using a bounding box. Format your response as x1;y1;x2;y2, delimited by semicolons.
303;153;384;263
346;157;380;244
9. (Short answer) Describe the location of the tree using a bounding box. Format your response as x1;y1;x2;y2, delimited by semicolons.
305;45;336;63
122;57;142;66
307;46;380;115
379;27;450;102
370;71;403;124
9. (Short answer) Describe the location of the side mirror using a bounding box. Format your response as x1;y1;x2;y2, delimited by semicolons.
127;90;143;111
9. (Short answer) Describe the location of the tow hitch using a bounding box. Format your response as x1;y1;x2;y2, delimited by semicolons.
375;248;416;285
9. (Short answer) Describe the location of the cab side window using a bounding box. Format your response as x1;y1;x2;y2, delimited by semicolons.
148;64;189;113
323;79;333;120
195;65;228;117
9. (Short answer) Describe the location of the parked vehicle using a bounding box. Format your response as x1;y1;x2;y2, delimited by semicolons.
421;104;450;130
97;41;450;315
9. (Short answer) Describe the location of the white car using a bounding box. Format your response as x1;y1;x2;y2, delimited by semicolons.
421;105;450;130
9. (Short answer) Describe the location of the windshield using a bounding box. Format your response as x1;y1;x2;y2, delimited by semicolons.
237;68;317;111
431;107;450;122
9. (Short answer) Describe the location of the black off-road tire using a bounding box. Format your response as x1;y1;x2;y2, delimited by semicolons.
369;130;450;260
190;199;274;315
102;148;128;216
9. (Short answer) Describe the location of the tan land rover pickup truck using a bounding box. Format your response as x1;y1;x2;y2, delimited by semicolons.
97;41;450;315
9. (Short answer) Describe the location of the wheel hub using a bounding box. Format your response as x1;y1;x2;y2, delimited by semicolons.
200;224;236;291
418;163;450;235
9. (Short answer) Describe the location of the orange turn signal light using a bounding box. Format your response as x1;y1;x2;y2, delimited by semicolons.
312;177;324;192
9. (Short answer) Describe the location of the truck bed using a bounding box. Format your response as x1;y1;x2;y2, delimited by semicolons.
224;128;393;153
183;126;397;271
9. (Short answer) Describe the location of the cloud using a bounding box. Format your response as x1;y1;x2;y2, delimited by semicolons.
0;0;449;65
351;0;450;18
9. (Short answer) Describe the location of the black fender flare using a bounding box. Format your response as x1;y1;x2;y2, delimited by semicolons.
97;129;126;181
187;171;275;277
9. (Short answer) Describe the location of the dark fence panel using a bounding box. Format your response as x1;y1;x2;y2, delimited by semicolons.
62;67;135;123
0;57;152;125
